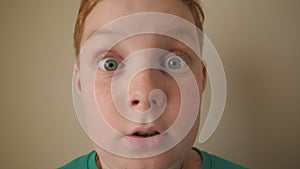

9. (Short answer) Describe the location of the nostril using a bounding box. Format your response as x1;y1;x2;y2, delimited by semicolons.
131;100;139;106
151;99;157;105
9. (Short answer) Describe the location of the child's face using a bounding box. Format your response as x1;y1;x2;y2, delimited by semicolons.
78;0;206;168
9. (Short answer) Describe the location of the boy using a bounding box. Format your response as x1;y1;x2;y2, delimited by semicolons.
60;0;248;168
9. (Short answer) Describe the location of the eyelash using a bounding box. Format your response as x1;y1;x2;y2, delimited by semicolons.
169;50;191;64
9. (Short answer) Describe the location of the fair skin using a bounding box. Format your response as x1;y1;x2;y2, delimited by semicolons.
76;0;206;169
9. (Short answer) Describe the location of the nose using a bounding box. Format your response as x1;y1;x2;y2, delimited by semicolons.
129;69;165;112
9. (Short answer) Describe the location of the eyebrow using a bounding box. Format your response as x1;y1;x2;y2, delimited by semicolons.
90;25;199;45
84;16;202;57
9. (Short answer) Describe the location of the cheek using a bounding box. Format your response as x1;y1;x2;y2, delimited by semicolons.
94;78;112;111
94;78;126;130
165;82;181;122
152;76;181;129
191;62;205;94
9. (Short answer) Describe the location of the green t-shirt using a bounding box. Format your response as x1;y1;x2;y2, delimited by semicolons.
59;148;248;169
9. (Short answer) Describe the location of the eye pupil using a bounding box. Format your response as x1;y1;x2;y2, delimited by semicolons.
168;58;181;69
104;59;118;71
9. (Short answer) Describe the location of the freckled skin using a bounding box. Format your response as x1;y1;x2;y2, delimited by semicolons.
77;0;206;169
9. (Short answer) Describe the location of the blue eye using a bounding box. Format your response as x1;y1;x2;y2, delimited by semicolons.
162;55;187;69
98;57;120;71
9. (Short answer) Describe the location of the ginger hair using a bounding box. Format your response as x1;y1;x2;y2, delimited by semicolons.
73;0;205;57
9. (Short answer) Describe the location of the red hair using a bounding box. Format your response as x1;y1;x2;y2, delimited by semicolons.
73;0;205;57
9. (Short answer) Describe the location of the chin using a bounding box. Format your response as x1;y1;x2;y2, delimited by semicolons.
92;114;200;169
92;131;196;169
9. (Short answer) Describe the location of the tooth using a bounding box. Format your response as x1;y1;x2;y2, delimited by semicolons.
149;131;156;135
136;132;147;136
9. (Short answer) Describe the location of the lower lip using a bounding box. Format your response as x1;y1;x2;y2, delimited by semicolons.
124;133;167;150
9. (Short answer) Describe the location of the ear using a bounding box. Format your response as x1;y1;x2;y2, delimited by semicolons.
74;61;82;93
201;63;207;93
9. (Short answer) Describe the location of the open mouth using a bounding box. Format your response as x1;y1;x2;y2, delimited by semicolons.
125;129;166;149
131;131;161;138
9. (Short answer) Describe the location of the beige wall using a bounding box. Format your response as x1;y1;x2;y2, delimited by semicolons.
0;0;299;168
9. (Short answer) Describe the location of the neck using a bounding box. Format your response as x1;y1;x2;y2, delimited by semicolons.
95;154;185;169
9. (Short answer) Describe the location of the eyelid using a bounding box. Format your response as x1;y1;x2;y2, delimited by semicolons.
96;50;124;66
97;51;121;60
96;50;124;73
168;50;191;64
97;57;118;72
101;57;120;63
160;52;187;70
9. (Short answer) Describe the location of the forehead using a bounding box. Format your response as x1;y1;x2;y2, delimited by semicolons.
82;0;194;47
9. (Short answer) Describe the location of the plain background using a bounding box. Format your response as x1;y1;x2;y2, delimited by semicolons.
0;0;299;168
